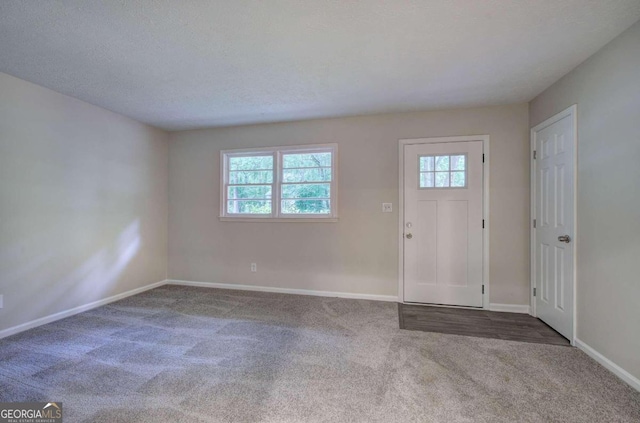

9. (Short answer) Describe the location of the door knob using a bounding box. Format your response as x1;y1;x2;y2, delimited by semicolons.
405;233;413;239
558;235;571;243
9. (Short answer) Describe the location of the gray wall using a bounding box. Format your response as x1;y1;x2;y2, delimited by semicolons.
168;104;530;305
0;72;169;332
530;21;640;380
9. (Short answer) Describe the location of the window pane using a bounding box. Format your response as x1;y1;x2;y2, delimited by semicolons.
283;152;332;168
228;185;272;199
451;155;465;171
420;156;434;171
435;172;450;187
435;155;450;171
282;168;331;183
223;146;336;219
229;170;273;184
227;200;271;214
420;172;434;188
282;183;330;199
229;155;273;170
281;199;330;214
451;171;465;187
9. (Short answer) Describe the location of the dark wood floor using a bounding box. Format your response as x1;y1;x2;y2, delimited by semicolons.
398;303;570;346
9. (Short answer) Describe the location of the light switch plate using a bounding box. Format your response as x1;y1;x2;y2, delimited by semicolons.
0;295;3;309
382;203;393;213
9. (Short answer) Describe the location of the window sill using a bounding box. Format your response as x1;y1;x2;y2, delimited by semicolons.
219;217;339;223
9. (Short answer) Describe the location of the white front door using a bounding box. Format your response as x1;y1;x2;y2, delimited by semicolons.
403;141;484;307
532;106;576;341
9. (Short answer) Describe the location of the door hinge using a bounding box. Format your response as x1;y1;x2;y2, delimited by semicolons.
533;219;536;228
482;154;485;163
533;287;537;297
482;219;485;228
533;150;537;160
482;285;485;295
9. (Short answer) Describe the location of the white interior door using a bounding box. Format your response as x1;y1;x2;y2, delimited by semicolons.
403;141;484;307
532;107;575;341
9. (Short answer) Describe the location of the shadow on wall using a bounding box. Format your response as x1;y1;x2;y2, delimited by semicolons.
70;219;142;301
1;219;141;328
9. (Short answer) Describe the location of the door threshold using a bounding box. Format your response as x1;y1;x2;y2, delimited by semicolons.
402;301;483;310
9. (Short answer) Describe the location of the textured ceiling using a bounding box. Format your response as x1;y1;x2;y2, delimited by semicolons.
1;1;639;130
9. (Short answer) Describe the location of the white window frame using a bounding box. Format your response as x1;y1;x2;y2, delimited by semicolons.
220;143;338;222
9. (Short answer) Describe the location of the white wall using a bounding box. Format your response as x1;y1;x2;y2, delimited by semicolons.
168;104;530;305
530;21;640;380
0;72;169;332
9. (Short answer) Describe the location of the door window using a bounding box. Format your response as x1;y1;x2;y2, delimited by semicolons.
419;154;466;188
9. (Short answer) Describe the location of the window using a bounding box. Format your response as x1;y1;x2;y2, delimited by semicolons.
419;154;466;188
227;154;274;214
221;144;338;220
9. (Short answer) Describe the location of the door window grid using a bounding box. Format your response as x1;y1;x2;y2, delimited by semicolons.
419;154;467;188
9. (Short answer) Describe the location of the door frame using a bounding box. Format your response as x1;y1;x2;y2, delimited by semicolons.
398;135;490;309
530;104;577;345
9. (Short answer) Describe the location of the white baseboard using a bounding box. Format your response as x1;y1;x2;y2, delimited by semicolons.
168;279;399;302
0;279;168;340
575;338;640;392
488;303;531;314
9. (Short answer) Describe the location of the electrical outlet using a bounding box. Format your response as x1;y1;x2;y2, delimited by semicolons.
250;263;257;272
382;203;393;213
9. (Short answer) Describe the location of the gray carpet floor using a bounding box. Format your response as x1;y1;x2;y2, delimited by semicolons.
1;285;639;422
